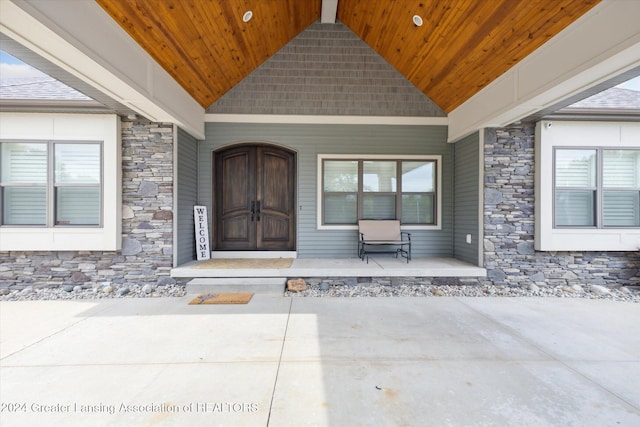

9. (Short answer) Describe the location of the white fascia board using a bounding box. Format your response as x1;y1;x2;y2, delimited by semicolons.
0;0;205;139
447;0;640;143
205;114;448;126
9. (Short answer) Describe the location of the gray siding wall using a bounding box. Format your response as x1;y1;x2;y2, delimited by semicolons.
201;122;452;258
454;132;481;265
207;21;444;117
176;127;198;266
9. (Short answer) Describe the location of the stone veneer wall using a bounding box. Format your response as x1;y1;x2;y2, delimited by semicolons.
482;124;640;287
0;118;183;288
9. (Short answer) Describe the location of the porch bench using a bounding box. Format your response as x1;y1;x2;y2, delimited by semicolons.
358;219;411;263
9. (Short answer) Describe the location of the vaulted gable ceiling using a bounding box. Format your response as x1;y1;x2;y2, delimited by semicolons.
95;0;600;112
95;0;321;108
338;0;600;112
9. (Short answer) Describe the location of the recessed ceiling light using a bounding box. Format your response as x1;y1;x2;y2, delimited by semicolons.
243;10;253;23
413;15;423;27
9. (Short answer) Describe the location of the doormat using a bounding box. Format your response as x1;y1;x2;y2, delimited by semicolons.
189;292;254;305
194;258;293;269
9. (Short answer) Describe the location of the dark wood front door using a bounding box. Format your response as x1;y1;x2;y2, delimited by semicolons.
215;145;295;251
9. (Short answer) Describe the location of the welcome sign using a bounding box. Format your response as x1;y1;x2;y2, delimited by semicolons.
193;205;211;260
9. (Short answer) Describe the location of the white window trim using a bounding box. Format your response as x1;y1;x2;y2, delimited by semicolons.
317;154;443;231
0;113;121;251
535;120;640;251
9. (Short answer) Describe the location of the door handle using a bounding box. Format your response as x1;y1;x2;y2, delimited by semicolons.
250;201;255;222
255;201;261;221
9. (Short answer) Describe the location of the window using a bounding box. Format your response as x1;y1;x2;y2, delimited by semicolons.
1;141;102;226
535;121;640;251
320;156;439;227
554;148;640;228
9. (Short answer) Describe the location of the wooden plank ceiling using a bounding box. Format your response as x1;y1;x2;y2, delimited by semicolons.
96;0;600;112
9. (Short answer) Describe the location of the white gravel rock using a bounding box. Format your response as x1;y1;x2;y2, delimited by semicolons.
285;283;639;303
0;283;186;301
590;285;611;296
1;281;638;303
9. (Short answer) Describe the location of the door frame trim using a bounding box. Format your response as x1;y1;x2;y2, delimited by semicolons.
212;142;298;251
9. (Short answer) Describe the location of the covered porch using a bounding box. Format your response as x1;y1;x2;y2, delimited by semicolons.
171;256;486;280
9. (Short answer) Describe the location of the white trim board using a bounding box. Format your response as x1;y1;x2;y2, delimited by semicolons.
206;114;448;126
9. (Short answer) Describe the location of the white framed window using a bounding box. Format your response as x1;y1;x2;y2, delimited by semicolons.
554;148;640;228
317;154;442;230
535;121;640;251
0;113;121;251
1;141;102;226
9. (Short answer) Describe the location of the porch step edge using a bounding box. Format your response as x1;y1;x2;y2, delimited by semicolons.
186;277;287;294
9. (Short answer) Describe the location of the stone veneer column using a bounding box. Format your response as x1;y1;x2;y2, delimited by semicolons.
119;117;176;285
0;117;180;288
483;124;640;287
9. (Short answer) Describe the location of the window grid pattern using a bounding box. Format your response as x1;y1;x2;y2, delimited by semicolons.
322;158;437;225
554;148;640;228
0;141;102;227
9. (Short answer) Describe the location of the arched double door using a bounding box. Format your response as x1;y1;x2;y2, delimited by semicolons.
214;144;296;251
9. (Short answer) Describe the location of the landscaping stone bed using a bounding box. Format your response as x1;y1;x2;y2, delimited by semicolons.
1;279;638;302
285;278;640;302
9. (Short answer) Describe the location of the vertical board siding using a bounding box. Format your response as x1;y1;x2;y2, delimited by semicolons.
176;127;198;265
207;22;445;117
454;132;481;265
201;123;452;258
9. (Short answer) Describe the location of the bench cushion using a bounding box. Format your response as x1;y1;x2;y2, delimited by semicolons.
358;219;402;241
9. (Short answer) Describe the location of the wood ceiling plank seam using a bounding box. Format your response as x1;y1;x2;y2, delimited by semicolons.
286;0;321;40
171;1;242;100
395;2;451;79
193;2;246;73
258;1;297;64
406;0;479;87
417;0;505;94
405;1;464;82
198;1;261;98
338;0;380;41
382;1;429;70
132;0;219;107
401;0;440;66
180;1;242;96
370;1;398;53
231;1;265;70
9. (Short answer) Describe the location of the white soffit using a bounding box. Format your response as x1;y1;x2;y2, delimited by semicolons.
447;0;640;143
0;0;205;139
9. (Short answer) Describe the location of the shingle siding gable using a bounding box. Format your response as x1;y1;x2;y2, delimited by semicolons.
207;21;445;117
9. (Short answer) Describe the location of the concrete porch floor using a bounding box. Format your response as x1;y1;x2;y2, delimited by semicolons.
1;296;638;426
171;256;486;279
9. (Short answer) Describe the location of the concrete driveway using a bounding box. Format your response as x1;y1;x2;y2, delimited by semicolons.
1;296;638;426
